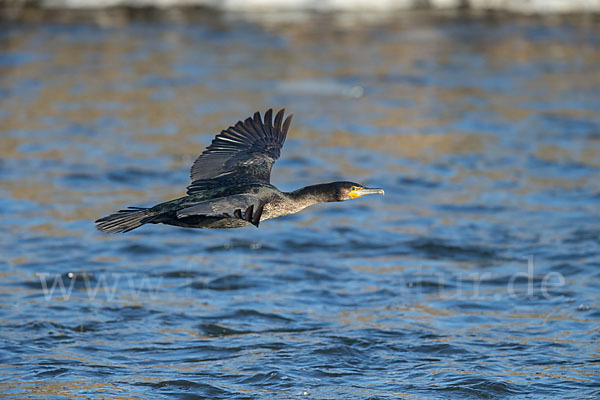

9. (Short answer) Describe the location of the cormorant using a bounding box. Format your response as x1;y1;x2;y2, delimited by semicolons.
96;109;384;233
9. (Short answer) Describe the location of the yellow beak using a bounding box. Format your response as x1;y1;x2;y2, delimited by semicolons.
349;187;385;199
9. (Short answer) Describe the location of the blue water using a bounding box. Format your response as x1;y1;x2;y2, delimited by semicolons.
1;11;599;399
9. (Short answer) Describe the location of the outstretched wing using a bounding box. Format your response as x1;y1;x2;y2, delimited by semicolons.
190;108;293;184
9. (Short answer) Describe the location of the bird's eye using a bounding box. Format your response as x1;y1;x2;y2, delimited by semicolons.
350;186;357;191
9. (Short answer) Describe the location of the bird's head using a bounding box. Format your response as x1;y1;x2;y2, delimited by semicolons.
331;181;385;202
292;181;384;203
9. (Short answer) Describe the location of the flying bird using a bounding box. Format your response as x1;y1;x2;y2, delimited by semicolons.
96;109;384;233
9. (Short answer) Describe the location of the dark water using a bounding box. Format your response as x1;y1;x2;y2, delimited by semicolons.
1;11;599;399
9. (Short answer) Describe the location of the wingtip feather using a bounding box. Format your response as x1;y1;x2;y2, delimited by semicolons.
274;109;285;131
281;114;293;143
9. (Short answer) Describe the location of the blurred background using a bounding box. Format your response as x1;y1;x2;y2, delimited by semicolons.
1;1;599;399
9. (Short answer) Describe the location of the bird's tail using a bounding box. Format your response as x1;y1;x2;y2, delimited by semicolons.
95;207;155;234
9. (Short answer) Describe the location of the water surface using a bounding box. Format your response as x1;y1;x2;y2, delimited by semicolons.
1;11;599;399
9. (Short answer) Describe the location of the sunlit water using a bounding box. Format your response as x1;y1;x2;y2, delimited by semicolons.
1;11;599;399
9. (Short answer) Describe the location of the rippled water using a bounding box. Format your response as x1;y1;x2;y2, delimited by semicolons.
1;11;599;399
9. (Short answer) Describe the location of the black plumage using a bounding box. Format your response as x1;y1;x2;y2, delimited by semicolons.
96;108;383;233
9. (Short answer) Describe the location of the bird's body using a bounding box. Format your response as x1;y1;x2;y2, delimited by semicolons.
134;182;293;230
96;109;383;233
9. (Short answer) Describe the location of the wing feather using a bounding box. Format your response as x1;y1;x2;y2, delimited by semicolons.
263;108;273;138
190;108;293;184
176;194;266;227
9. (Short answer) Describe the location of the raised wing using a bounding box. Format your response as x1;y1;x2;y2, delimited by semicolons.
190;108;293;184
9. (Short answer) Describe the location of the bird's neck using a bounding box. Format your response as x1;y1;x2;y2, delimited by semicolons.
287;183;337;206
260;183;338;220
